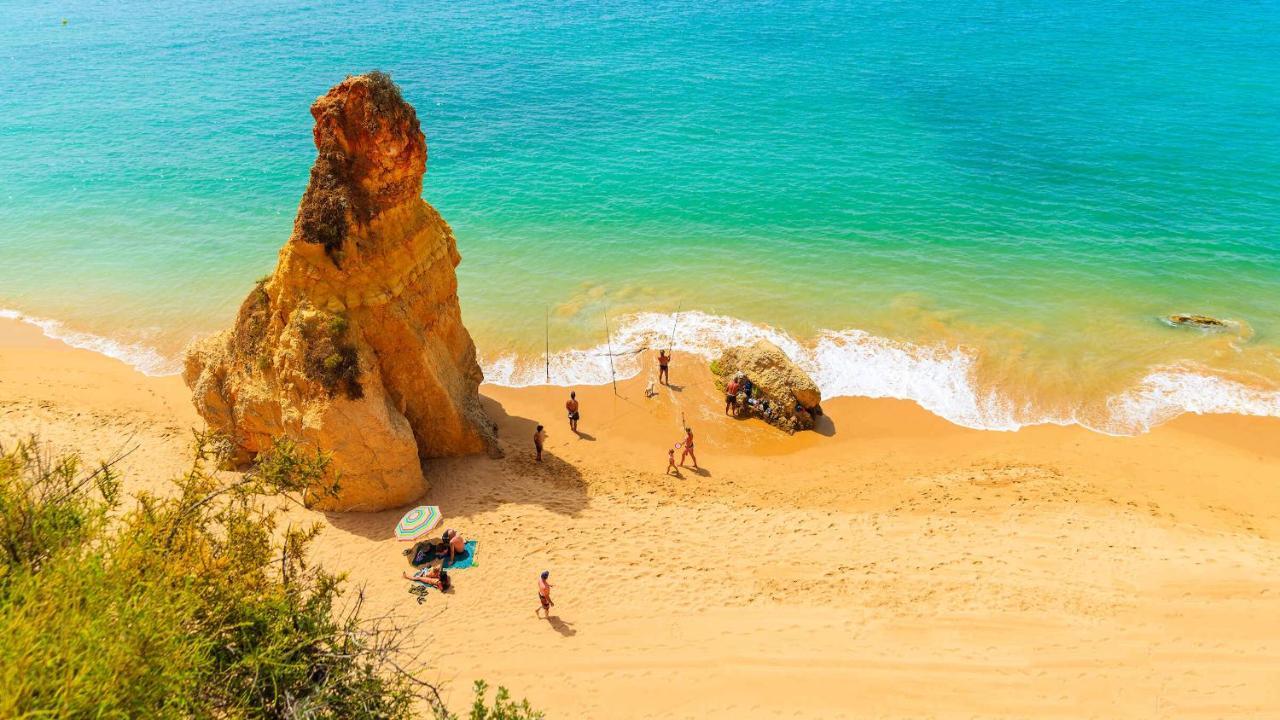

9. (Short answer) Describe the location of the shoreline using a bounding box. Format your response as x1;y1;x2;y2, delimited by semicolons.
4;315;1280;716
5;308;1279;438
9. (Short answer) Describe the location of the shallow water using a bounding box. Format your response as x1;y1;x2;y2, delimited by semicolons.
2;0;1278;432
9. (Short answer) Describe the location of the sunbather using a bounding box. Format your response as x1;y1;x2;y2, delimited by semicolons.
442;528;466;564
404;565;442;589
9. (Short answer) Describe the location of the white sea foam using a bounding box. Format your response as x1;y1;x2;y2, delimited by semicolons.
1108;367;1280;434
481;310;1280;435
5;306;1276;435
0;309;179;377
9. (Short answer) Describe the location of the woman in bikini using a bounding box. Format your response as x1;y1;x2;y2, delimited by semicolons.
679;427;698;469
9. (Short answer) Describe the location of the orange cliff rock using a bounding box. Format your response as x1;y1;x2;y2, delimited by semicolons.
184;72;496;511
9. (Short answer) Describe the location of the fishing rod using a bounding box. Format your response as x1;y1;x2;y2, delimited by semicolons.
668;302;682;352
603;308;618;394
544;304;550;384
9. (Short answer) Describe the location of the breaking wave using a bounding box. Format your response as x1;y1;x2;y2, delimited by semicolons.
4;306;1277;435
0;308;179;377
480;310;1280;435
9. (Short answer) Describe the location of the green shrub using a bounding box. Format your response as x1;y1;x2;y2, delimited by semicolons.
0;434;501;719
302;311;363;400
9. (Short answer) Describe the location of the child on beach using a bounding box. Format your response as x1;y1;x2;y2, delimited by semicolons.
666;447;679;475
534;425;546;462
536;570;554;617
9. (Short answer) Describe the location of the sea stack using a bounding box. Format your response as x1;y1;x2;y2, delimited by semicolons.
184;72;496;511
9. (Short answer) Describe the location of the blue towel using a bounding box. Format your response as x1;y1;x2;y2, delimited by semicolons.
443;540;478;570
410;540;478;570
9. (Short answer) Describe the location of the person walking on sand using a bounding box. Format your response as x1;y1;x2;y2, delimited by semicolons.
536;570;555;618
534;424;547;462
680;427;698;469
658;350;671;385
566;391;580;433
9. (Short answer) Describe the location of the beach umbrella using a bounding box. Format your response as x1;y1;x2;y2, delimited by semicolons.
394;505;442;542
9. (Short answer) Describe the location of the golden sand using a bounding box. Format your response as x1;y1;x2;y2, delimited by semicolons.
2;317;1279;718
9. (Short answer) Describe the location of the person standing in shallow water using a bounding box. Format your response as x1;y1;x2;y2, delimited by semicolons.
657;350;671;385
534;424;546;462
565;391;580;434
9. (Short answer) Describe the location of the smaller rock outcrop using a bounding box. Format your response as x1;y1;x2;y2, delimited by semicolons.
1165;314;1230;330
711;340;823;432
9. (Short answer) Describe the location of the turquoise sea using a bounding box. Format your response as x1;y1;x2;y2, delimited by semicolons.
2;1;1278;433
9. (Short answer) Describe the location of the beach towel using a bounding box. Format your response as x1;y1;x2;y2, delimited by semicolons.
443;540;478;570
411;540;478;570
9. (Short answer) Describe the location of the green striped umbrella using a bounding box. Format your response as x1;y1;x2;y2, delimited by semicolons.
394;505;441;542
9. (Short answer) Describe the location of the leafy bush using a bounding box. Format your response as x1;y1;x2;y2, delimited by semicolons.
302;310;363;400
0;434;535;719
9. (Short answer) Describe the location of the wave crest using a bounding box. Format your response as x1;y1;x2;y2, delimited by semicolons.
0;309;178;377
481;310;1280;435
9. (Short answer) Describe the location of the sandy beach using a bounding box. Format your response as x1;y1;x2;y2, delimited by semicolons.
3;315;1279;718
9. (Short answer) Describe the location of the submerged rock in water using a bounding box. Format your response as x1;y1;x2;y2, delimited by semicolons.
712;340;823;432
184;72;496;512
1165;314;1231;330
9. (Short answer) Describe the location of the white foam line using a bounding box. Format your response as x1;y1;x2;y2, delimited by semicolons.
481;310;1280;435
5;306;1276;435
0;308;180;377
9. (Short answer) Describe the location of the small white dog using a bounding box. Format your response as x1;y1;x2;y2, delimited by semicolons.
645;377;657;398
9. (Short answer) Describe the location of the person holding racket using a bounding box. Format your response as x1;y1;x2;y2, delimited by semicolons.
679;427;698;470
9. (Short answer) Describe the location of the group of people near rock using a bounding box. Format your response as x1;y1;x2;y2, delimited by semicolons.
723;372;780;421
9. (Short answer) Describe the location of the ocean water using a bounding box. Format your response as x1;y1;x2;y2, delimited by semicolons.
2;0;1278;433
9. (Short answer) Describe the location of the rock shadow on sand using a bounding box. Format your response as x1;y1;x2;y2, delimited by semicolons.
323;397;590;540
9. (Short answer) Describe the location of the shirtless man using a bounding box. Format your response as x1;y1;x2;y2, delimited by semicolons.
565;391;580;433
537;570;555;618
534;425;546;462
657;350;671;385
442;528;466;565
679;427;698;469
724;377;740;415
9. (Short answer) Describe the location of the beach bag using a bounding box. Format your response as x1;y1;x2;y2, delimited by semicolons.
411;544;432;566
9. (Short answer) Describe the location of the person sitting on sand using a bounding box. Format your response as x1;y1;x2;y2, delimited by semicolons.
537;570;555;618
741;376;754;399
534;425;546;462
657;350;670;384
725;377;740;415
566;391;580;433
404;565;441;589
442;528;466;564
680;427;698;469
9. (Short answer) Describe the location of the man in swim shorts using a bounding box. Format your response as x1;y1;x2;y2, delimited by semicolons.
565;391;580;433
658;350;670;384
537;570;555;618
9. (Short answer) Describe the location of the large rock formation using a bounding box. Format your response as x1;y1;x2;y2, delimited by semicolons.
184;72;495;511
712;340;823;432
